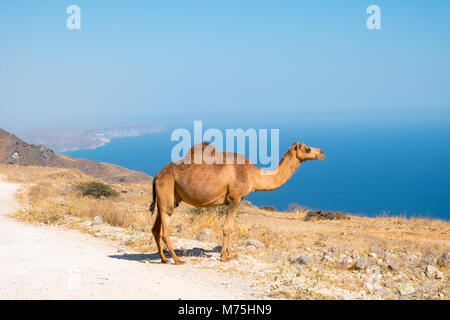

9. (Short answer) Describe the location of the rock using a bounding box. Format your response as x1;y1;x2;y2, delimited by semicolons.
421;252;437;266
81;221;92;228
244;238;265;249
329;246;338;253
321;252;334;263
340;257;353;267
364;281;382;294
425;265;446;280
370;247;386;259
354;257;370;270
350;251;360;259
94;232;102;237
92;216;103;225
437;251;450;268
291;255;310;265
397;283;415;296
339;293;353;300
364;281;374;293
369;252;377;258
246;245;257;252
117;246;126;252
176;222;183;233
367;265;381;274
424;265;437;278
196;228;213;241
388;263;399;271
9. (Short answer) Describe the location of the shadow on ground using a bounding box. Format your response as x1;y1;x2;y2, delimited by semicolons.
109;246;222;264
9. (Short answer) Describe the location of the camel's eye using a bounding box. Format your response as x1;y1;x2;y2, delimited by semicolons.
305;147;311;153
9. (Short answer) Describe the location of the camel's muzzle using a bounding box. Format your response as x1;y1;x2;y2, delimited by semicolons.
316;150;325;160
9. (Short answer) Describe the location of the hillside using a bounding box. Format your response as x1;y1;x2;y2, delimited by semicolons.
0;128;151;183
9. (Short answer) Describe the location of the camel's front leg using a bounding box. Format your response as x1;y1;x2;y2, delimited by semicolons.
221;199;239;262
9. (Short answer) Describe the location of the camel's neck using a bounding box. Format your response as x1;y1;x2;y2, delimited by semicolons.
253;151;301;191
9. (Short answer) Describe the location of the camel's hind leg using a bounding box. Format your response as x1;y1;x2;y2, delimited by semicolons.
151;170;184;265
221;199;239;262
159;209;185;265
152;210;168;263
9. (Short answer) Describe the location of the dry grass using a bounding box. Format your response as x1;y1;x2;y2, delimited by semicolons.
3;164;448;259
1;164;449;299
1;165;153;230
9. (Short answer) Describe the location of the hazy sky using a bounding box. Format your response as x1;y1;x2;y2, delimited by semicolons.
1;1;449;131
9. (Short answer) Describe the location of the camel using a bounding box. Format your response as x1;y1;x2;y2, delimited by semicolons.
149;142;325;264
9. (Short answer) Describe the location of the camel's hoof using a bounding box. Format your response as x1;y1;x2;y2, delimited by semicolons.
174;259;185;265
160;259;169;264
228;253;238;259
220;255;230;262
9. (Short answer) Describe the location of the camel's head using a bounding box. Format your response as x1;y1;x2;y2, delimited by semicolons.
291;142;325;162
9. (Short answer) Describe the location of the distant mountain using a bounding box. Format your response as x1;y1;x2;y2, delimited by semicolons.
0;128;152;183
16;123;165;152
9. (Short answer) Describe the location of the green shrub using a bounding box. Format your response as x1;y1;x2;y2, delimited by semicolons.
261;205;277;212
75;181;119;199
304;210;350;221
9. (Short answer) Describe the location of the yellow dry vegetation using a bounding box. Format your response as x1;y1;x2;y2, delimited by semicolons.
2;164;448;259
1;164;449;300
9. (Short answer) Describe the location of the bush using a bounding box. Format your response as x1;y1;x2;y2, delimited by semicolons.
304;210;350;221
75;181;119;199
288;203;309;213
261;205;277;212
188;205;228;215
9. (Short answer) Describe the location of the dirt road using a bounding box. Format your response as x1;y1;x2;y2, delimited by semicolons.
0;180;255;299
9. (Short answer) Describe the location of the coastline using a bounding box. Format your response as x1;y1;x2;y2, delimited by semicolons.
16;124;166;153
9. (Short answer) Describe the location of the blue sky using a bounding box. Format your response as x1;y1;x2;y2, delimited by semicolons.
1;1;449;130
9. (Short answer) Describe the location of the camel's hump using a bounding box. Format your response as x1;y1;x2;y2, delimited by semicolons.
179;143;250;165
190;142;214;151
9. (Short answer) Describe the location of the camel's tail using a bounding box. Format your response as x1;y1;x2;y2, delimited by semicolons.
149;178;157;215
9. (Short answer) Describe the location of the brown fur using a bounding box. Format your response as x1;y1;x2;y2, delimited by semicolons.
150;142;325;264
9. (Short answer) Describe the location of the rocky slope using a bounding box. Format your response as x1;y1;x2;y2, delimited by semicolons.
0;128;151;183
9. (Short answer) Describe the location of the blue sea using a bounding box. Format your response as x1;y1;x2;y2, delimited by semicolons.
64;123;450;220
